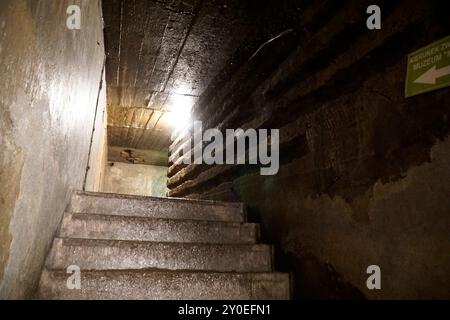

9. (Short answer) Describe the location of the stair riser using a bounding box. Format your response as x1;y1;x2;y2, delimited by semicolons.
70;193;245;222
60;213;259;244
38;270;291;300
47;239;273;272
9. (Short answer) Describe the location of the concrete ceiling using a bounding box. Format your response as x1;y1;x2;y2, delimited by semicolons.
102;0;258;151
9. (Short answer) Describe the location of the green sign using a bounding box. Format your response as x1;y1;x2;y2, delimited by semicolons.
405;35;450;98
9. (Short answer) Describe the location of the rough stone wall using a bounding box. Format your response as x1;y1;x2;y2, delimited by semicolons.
167;0;450;299
0;0;105;298
102;162;168;197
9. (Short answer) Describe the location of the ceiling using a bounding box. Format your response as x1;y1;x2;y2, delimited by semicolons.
102;0;260;152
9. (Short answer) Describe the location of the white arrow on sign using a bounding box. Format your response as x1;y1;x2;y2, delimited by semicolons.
414;65;450;85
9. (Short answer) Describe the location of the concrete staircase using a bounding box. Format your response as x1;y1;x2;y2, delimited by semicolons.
37;191;291;299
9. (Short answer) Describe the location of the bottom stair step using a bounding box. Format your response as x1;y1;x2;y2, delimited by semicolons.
38;269;291;300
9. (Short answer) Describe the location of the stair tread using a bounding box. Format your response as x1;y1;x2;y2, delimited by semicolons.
63;211;254;226
74;191;245;208
39;269;291;300
53;237;269;248
60;212;259;244
42;268;288;276
71;192;246;222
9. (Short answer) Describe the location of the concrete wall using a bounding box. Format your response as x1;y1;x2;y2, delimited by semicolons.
0;0;105;298
102;162;168;197
84;71;108;192
167;1;450;299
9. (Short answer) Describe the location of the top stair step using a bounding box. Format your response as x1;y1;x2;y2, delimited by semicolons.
70;191;246;222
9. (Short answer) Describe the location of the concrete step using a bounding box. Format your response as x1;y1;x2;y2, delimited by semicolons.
38;269;291;300
70;191;246;222
60;212;259;244
46;238;273;272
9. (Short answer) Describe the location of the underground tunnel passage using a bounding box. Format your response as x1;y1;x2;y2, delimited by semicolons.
0;0;450;303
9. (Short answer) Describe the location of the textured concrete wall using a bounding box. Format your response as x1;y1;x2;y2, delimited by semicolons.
0;0;105;298
102;162;168;197
167;0;450;299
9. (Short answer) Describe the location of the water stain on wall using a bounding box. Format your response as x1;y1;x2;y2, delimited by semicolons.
0;0;34;285
0;110;24;284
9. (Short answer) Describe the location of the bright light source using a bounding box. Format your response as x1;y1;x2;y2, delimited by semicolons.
166;110;191;133
166;94;193;134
